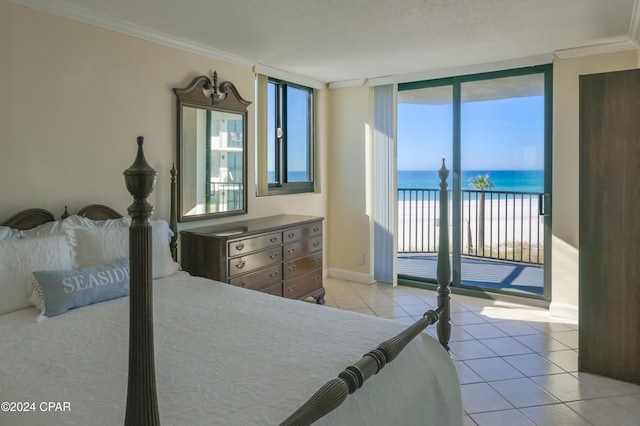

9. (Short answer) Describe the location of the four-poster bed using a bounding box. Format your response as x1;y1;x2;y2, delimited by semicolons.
0;140;461;425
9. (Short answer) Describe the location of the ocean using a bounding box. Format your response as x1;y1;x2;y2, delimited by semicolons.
398;170;544;193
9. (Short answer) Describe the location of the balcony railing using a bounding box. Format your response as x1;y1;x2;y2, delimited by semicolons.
398;188;543;264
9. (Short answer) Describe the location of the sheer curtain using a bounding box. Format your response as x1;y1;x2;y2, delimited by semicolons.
372;84;397;285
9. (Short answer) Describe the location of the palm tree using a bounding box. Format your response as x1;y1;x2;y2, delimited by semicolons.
469;174;494;255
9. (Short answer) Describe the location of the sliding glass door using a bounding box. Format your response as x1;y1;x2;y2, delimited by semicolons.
397;65;552;300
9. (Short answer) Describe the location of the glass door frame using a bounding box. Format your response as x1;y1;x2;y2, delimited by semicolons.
398;64;553;301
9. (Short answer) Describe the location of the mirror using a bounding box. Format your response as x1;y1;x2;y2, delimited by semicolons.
174;72;251;221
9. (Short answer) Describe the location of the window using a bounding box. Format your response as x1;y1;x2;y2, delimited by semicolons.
265;78;314;194
397;64;552;298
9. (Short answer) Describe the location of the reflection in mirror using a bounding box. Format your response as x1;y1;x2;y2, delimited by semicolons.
182;107;244;215
174;72;251;221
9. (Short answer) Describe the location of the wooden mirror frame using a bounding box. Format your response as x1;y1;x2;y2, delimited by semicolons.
174;72;251;222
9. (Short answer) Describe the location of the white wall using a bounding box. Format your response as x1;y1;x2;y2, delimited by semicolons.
326;85;374;282
0;1;327;235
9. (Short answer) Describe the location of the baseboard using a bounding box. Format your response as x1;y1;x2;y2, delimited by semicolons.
549;301;579;320
327;268;374;285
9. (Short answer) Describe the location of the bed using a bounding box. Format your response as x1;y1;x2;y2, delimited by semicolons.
0;141;462;425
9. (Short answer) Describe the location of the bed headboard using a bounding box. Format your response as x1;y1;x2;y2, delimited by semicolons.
1;204;124;231
77;204;123;220
1;208;56;230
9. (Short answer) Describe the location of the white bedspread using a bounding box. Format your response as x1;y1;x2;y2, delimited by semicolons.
0;273;462;425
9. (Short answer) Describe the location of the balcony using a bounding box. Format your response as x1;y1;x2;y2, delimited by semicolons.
397;188;544;296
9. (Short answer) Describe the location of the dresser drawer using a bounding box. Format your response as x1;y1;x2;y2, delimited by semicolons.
228;232;281;257
284;270;322;299
283;236;322;261
228;264;281;290
261;282;283;296
229;248;282;277
283;252;322;280
282;222;322;244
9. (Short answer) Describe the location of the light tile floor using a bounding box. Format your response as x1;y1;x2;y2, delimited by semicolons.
317;277;640;426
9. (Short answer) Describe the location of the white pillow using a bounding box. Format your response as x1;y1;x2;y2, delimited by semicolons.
67;220;179;279
20;215;132;238
0;235;73;315
92;217;132;228
0;226;21;241
20;215;95;238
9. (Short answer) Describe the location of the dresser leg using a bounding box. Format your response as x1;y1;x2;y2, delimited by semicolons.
314;289;326;305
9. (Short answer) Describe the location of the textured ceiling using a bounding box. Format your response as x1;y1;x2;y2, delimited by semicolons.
12;0;640;83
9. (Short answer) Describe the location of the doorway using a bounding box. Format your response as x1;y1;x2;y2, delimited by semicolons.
396;65;552;300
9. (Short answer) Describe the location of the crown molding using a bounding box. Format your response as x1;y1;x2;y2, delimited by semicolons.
8;0;255;68
553;38;637;59
253;64;325;90
328;79;368;90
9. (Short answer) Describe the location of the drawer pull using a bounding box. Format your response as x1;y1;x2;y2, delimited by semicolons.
270;252;279;260
270;237;278;243
240;282;246;287
312;276;321;283
313;227;320;233
287;285;296;293
287;248;296;255
235;260;246;269
269;271;279;279
288;264;297;272
287;232;295;239
235;242;245;251
314;257;321;264
313;241;320;247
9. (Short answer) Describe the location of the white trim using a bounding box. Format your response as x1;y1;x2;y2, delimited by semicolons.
328;79;368;90
549;302;579;320
368;54;554;86
253;64;325;90
9;0;255;68
554;38;637;59
327;268;375;285
630;0;640;43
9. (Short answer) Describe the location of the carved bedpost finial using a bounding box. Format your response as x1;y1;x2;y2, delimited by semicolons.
438;158;449;184
123;136;158;225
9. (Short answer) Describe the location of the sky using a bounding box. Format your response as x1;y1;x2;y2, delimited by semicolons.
397;95;545;171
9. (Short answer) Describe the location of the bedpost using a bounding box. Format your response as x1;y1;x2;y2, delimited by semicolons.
436;159;452;351
123;136;161;425
169;163;178;261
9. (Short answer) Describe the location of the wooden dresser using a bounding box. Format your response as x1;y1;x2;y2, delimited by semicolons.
180;214;325;304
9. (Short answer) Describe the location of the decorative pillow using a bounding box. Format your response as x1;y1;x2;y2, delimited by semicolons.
31;258;130;318
0;235;73;315
0;226;22;241
67;220;179;279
